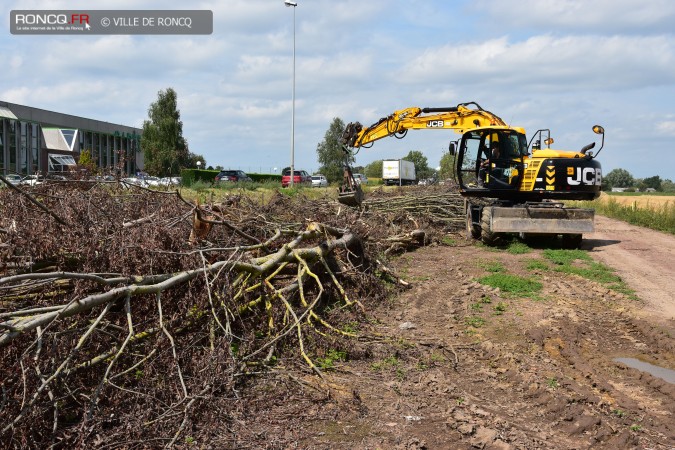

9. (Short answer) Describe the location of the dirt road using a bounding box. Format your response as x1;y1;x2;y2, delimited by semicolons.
584;215;675;322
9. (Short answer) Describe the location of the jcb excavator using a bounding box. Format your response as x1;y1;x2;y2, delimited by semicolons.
338;102;605;248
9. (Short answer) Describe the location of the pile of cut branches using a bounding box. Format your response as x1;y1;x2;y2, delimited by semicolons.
0;180;463;448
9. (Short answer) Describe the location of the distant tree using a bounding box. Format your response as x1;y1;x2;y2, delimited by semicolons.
640;175;662;191
604;168;634;189
78;149;97;174
438;151;456;180
402;150;432;179
316;117;353;183
141;88;204;176
662;179;675;192
364;160;383;179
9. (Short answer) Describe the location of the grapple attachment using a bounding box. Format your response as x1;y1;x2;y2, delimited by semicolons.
338;184;364;207
337;165;364;207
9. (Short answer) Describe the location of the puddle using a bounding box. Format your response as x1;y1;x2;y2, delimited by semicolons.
614;358;675;384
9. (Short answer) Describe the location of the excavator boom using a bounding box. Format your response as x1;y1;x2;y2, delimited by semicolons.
337;102;512;207
341;102;508;149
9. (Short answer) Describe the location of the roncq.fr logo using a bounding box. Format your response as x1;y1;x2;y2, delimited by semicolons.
14;13;90;26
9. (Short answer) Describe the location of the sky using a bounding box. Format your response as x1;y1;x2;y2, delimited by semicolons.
2;0;675;180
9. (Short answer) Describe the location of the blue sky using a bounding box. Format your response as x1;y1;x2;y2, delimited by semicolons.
2;0;675;180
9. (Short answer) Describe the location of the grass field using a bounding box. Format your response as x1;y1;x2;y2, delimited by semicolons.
575;192;675;235
600;192;674;208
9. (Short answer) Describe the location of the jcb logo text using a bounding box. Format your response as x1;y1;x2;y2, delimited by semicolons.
567;167;602;186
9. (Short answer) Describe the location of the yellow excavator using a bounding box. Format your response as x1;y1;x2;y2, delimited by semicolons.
338;102;605;248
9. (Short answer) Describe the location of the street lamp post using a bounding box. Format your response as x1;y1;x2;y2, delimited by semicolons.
285;0;297;187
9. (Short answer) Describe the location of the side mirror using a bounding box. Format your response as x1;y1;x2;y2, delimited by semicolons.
449;142;456;156
591;124;605;158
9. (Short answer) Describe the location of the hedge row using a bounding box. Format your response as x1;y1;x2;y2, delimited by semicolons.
180;169;282;186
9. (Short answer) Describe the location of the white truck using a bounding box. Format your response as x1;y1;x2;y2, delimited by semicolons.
382;159;416;186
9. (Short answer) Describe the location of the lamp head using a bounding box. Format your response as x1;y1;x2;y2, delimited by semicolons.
284;1;297;6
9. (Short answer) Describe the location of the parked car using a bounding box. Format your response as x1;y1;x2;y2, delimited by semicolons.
311;174;329;187
45;174;68;181
158;176;182;187
94;175;116;182
215;170;253;183
353;173;368;185
143;176;161;187
120;177;147;188
281;167;311;188
2;174;23;186
20;175;45;186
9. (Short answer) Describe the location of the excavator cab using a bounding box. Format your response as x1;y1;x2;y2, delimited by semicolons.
456;128;528;199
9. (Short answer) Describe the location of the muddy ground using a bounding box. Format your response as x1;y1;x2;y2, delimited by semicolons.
222;215;675;450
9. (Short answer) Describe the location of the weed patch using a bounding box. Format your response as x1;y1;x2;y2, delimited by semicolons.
493;302;508;315
465;316;486;328
441;236;457;246
477;273;543;298
316;349;347;370
506;241;532;254
542;249;635;298
371;355;400;372
525;259;549;271
478;260;507;273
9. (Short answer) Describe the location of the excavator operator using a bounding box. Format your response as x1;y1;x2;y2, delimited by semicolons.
478;141;500;187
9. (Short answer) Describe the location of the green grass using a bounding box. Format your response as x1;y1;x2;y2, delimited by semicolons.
546;377;559;389
341;321;359;334
465;316;486;328
370;355;400;372
525;259;550;271
316;349;347;370
441;236;457;246
505;241;532;254
477;273;543;298
542;249;590;265
470;302;484;311
493;302;508;315
478;260;507;273
542;249;636;297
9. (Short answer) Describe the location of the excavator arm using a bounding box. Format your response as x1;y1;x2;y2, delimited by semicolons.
337;102;509;207
341;102;507;149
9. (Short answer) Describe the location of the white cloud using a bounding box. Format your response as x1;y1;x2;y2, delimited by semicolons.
400;34;675;92
657;120;675;136
472;0;675;33
1;1;674;179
